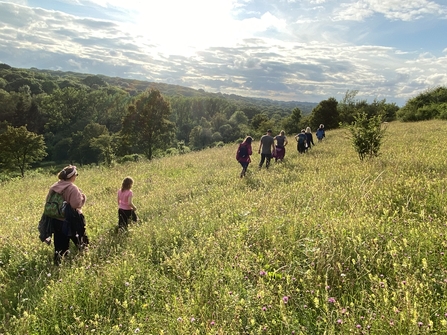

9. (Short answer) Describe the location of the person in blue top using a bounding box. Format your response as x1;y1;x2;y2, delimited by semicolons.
316;124;325;142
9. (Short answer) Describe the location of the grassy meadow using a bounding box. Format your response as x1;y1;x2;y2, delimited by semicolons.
1;120;447;334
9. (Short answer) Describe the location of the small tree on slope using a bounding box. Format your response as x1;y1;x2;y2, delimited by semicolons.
347;111;386;161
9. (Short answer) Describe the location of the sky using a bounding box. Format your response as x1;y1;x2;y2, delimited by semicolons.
0;0;446;106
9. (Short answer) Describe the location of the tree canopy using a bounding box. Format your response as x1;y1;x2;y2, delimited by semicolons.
0;125;47;177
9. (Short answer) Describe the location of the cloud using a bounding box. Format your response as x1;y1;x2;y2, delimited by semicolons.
333;0;447;21
0;0;446;106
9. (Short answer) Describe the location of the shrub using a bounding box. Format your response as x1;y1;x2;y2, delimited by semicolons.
116;154;143;163
347;112;386;160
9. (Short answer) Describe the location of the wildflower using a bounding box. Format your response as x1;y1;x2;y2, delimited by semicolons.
191;317;195;322
47;273;51;277
260;270;266;276
210;321;215;326
262;306;267;311
390;320;394;326
337;319;343;324
325;285;330;290
418;322;423;327
283;296;289;303
134;328;140;333
356;324;361;329
328;297;336;303
125;282;130;287
177;317;182;322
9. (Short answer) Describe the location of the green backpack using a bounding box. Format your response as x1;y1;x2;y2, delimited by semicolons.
44;191;67;219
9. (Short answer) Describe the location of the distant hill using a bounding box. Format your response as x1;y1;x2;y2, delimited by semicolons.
1;63;317;114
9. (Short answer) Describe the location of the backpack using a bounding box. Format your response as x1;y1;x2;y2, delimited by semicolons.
238;144;248;158
44;191;67;219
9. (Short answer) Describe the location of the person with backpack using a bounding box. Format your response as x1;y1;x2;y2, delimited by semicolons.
295;129;307;154
46;165;86;265
236;136;253;178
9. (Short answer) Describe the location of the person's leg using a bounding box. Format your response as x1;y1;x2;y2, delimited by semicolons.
53;220;70;265
118;209;129;229
259;154;266;168
266;154;272;169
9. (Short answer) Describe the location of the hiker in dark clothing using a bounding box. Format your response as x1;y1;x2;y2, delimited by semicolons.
305;127;315;151
258;129;275;169
295;129;307;154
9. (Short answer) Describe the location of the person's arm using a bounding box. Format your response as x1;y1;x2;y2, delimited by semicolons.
284;137;288;146
258;140;262;153
128;194;137;211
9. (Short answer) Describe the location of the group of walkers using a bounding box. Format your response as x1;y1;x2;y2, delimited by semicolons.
41;165;138;265
41;125;325;264
236;124;326;178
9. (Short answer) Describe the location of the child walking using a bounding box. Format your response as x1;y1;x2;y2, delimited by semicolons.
117;177;138;230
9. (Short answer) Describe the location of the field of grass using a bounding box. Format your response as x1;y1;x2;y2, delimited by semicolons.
1;120;447;334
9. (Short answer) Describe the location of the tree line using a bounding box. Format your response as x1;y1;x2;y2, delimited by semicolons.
1;63;446;177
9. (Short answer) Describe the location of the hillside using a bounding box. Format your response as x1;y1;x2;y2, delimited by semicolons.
1;63;317;114
1;120;447;334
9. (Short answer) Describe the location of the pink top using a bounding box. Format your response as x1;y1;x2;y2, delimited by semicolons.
118;189;133;210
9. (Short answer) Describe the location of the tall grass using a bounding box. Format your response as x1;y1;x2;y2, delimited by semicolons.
1;120;447;334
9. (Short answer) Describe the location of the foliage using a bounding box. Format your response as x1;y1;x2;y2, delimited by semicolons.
121;89;175;160
397;86;447;122
310;97;339;130
347;111;387;161
0;125;47;177
281;107;302;136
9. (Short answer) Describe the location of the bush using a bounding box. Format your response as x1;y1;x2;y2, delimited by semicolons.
348;112;386;160
116;154;144;163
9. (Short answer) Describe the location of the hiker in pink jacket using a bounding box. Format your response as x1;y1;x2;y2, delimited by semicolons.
47;165;86;265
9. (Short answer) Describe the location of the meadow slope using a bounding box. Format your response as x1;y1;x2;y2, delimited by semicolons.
1;120;447;334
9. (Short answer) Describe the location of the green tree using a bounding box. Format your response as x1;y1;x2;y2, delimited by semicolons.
121;89;175;160
90;133;117;165
310;97;339;130
189;125;213;150
251;113;270;133
281;107;302;135
397;86;447;122
0;125;47;177
347;112;386;161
